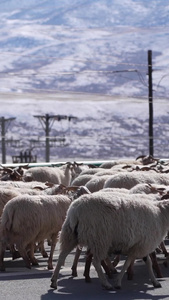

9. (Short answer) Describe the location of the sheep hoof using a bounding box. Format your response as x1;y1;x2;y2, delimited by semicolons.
12;251;21;260
50;280;57;289
42;252;48;258
163;261;168;268
32;261;39;266
153;281;162;288
71;268;78;277
114;285;121;290
102;283;113;290
85;276;91;283
48;265;53;270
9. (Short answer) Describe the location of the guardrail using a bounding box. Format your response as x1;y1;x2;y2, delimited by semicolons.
0;160;112;168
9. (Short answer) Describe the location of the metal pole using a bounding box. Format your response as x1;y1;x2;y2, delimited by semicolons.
45;114;50;162
1;117;6;164
148;50;153;156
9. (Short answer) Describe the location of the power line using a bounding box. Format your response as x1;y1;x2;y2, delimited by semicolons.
0;68;144;77
0;51;148;67
0;89;150;101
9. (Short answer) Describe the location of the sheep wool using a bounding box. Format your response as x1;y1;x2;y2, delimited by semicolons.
51;191;169;290
0;194;71;271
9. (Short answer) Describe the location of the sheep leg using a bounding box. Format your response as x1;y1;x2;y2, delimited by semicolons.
0;240;6;271
51;246;75;289
83;252;117;282
28;243;39;266
37;241;48;258
160;241;169;267
17;246;31;269
48;234;58;270
126;259;135;280
10;244;21;260
92;257;113;290
104;256;118;276
143;255;161;288
71;246;82;277
160;241;169;257
150;251;163;278
83;250;93;282
112;254;120;267
114;256;133;289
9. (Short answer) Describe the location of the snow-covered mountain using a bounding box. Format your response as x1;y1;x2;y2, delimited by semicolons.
0;1;169;163
0;0;169;97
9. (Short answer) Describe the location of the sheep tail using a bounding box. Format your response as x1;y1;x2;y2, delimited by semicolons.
59;214;79;252
1;208;15;232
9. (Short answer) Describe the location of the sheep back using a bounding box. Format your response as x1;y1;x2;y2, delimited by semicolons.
1;194;71;246
60;192;168;261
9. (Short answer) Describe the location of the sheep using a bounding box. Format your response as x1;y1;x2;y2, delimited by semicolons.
70;186;124;281
23;162;74;185
50;191;169;290
136;155;159;165
0;183;67;259
103;171;169;190
99;158;143;169
0;183;67;215
0;165;27;181
129;183;169;195
72;162;97;176
79;168;103;176
94;169;124;176
100;187;129;193
85;175;111;193
0;189;21;216
0;194;71;271
71;174;93;186
71;187;163;281
0;180;49;189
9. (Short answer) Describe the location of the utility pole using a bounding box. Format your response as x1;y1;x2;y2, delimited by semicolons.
148;50;153;156
34;114;77;162
0;117;16;164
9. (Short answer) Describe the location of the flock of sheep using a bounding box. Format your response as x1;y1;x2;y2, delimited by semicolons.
1;155;169;292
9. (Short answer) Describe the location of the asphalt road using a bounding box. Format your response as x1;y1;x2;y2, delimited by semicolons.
1;242;169;300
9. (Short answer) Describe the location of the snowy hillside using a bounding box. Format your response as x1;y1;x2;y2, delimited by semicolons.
0;0;169;97
0;0;169;163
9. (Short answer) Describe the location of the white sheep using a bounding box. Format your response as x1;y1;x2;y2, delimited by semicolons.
0;194;71;271
71;174;93;186
0;180;49;189
99;159;142;169
23;163;74;185
0;189;20;216
103;171;169;190
70;187;161;281
85;175;111;193
50;191;169;290
79;168;103;176
0;184;66;215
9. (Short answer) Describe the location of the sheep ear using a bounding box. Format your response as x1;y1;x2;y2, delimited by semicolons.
73;161;83;166
33;186;44;190
2;167;13;174
66;186;79;191
45;181;54;187
22;164;30;169
136;155;145;160
161;193;169;200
